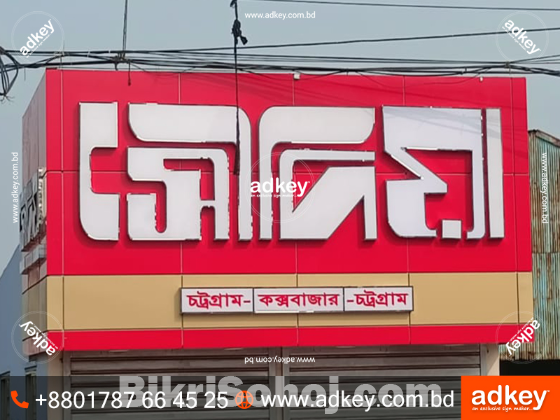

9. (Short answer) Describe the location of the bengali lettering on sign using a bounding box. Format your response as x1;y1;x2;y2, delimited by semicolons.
254;288;344;313
181;288;253;313
20;169;46;251
344;287;413;312
180;287;414;314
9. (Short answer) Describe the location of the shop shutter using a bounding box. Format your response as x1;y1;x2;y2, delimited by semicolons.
67;348;279;420
282;345;481;419
66;345;480;420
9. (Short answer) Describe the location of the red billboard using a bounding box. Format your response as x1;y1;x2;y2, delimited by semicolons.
20;70;533;350
36;71;529;276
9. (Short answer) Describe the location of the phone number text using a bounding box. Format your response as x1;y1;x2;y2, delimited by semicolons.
45;391;230;410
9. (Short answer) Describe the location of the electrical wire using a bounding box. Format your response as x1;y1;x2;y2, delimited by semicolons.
2;1;559;99
0;47;20;99
195;26;560;52
242;0;560;12
5;25;560;54
2;50;559;74
2;41;560;97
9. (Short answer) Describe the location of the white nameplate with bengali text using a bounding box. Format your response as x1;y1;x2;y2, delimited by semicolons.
344;287;413;312
254;288;344;313
181;287;414;314
181;288;253;313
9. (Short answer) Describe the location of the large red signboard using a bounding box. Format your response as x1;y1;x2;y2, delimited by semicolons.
39;71;530;276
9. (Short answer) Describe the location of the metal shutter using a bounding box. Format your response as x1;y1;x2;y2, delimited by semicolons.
282;345;481;419
65;345;480;420
66;348;277;420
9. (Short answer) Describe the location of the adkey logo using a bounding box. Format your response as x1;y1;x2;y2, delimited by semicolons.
10;311;63;365
495;12;548;61
506;317;540;356
11;11;64;59
461;377;558;419
472;386;548;411
502;20;541;55
19;19;55;56
250;178;310;198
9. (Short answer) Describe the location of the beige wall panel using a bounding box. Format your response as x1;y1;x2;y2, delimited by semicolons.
38;280;47;330
21;290;29;341
46;276;64;330
64;276;182;330
410;273;518;325
183;314;297;328
22;289;29;317
25;281;45;331
183;274;297;288
22;273;28;293
298;312;409;327
298;273;409;287
517;272;534;323
39;259;47;281
27;265;41;291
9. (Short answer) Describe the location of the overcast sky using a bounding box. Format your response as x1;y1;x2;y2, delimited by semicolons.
1;0;559;272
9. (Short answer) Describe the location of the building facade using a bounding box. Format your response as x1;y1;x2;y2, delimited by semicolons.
500;129;559;368
18;70;533;418
0;248;27;420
